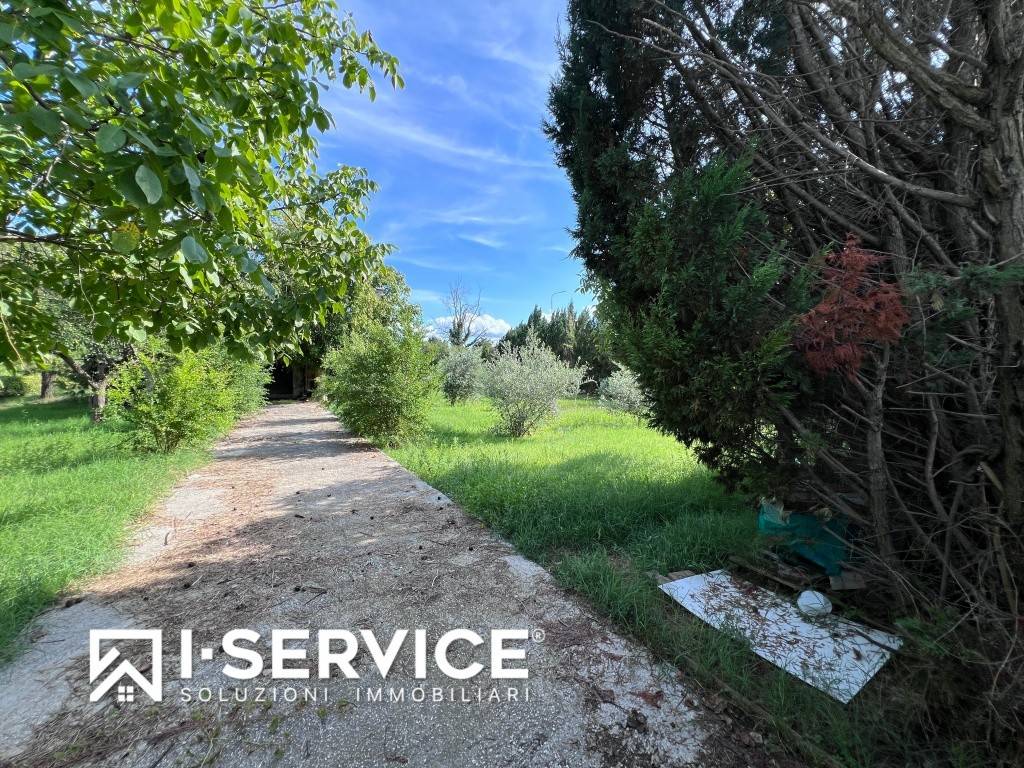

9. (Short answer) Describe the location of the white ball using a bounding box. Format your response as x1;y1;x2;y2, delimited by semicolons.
797;590;833;617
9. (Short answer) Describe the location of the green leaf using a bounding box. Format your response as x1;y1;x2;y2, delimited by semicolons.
115;170;150;207
134;164;163;204
113;72;146;91
65;72;99;97
28;105;62;135
259;273;277;298
125;128;161;154
13;62;59;80
211;25;229;46
182;162;201;188
59;104;90;129
110;228;140;253
96;124;126;153
180;235;208;264
186;114;214;138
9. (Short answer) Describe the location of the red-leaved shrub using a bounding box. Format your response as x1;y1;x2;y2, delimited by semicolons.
797;235;909;378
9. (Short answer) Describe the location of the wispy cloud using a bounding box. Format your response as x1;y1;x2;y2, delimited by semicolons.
476;39;558;85
415;70;535;132
329;105;552;171
386;252;495;274
543;243;574;254
433;208;528;227
317;0;582;326
458;233;504;249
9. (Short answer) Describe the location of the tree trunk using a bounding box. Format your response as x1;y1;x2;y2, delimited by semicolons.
89;378;107;422
987;104;1024;536
39;371;56;401
978;70;1024;617
865;347;899;571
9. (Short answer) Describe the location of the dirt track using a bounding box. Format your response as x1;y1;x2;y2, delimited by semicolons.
0;402;774;767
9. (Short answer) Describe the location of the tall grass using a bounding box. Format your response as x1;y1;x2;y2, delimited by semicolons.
388;397;930;767
0;398;206;658
391;397;753;570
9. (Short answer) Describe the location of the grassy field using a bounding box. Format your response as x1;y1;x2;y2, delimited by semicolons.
389;397;919;767
0;396;206;658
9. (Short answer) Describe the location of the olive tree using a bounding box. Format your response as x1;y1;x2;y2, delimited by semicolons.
484;333;584;438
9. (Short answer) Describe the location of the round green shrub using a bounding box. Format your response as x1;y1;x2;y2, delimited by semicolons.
599;368;650;420
318;321;437;446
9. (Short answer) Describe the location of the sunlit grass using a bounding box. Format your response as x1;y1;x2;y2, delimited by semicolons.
0;397;206;658
390;397;754;570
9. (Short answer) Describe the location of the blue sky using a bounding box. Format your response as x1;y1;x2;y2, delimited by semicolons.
318;0;591;338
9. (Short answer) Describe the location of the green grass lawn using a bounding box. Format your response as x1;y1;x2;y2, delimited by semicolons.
391;397;755;573
389;397;920;767
0;397;206;658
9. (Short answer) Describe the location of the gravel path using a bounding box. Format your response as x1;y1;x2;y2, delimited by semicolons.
0;402;774;767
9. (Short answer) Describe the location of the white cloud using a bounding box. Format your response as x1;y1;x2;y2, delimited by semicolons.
476;39;558;84
328;105;552;171
433;207;528;227
428;313;511;341
386;252;495;274
543;243;574;254
458;233;504;249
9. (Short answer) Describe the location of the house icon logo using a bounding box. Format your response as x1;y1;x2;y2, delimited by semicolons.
89;629;163;703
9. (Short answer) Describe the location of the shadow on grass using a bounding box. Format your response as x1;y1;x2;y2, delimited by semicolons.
396;448;756;574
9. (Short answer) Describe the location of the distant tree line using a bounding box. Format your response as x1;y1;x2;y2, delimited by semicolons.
501;303;614;384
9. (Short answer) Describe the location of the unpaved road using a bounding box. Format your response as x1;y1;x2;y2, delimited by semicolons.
0;402;775;767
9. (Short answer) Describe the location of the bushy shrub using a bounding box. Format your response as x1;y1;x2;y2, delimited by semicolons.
318;321;437;445
599;368;650;419
205;346;271;417
440;345;483;404
0;374;27;398
109;346;269;452
483;333;584;437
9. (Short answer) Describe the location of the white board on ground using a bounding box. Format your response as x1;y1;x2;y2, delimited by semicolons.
660;570;901;703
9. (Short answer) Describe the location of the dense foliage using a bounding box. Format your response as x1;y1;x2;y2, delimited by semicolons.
0;371;25;397
440;344;483;405
549;0;1024;761
1;0;399;366
502;302;613;382
484;333;584;438
319;324;436;446
108;343;268;452
317;272;436;445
